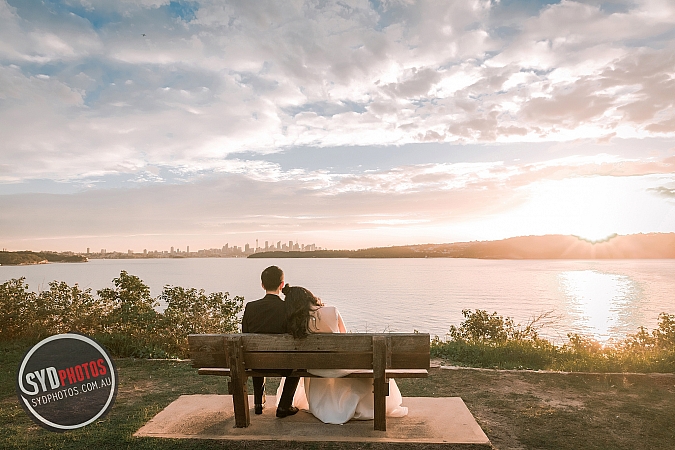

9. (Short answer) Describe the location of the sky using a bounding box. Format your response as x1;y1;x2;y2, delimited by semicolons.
1;0;674;252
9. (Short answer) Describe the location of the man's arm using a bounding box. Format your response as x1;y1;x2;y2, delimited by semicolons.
241;304;250;333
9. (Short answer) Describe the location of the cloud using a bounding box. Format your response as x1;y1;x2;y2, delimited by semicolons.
0;0;674;209
649;186;675;197
6;0;675;252
520;82;615;126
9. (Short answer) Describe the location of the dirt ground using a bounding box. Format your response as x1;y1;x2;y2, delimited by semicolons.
397;363;675;450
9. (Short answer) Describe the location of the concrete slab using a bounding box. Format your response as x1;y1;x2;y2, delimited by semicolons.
135;395;491;448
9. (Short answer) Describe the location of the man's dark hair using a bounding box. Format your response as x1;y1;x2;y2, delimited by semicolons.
261;265;284;291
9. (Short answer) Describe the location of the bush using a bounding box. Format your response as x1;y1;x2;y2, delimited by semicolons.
433;309;556;370
97;271;161;357
159;285;243;357
37;281;102;337
448;309;542;344
0;272;243;358
0;278;38;341
432;309;675;373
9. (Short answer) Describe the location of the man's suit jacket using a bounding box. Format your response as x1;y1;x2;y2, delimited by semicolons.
241;293;288;334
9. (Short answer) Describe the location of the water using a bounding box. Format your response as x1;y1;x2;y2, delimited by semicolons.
2;258;673;343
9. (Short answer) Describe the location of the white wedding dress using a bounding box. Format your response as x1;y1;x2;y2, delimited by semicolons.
277;306;408;424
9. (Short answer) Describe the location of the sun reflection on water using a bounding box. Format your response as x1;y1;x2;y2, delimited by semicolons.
559;270;640;343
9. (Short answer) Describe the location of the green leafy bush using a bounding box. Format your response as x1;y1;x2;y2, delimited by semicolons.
0;278;37;341
0;272;243;358
448;309;542;343
432;309;675;373
158;285;243;357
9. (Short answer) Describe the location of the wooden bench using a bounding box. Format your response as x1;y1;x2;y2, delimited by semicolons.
188;333;430;431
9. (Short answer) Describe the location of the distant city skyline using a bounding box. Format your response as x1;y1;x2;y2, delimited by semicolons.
1;1;674;252
84;239;322;256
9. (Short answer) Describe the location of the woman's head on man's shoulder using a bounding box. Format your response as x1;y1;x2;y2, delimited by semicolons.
283;284;323;307
283;284;323;338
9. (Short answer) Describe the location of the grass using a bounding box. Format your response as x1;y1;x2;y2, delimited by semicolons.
2;342;675;450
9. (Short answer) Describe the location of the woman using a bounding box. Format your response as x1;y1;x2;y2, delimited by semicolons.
276;284;408;424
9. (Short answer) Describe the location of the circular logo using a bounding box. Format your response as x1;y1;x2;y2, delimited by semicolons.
15;333;118;432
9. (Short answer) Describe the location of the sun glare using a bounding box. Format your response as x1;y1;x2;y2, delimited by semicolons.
491;176;635;240
574;232;618;244
559;270;637;342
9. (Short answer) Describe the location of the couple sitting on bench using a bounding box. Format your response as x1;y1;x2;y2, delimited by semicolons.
241;265;408;424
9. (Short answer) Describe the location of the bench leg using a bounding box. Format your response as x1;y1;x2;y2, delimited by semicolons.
227;337;250;427
373;377;389;431
372;336;389;431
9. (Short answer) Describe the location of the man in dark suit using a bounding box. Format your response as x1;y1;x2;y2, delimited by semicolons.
241;265;300;417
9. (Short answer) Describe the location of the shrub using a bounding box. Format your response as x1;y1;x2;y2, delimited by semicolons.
0;272;243;359
433;309;556;370
0;278;38;341
433;309;675;373
158;286;243;357
37;281;101;337
448;309;542;344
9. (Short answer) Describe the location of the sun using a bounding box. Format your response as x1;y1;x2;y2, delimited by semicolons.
573;232;618;244
506;176;627;243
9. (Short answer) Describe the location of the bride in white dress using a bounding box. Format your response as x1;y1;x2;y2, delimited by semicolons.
276;285;408;424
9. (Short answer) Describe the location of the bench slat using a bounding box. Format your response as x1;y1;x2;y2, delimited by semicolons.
188;334;226;353
191;351;228;368
391;353;431;369
197;368;429;378
242;334;374;352
244;352;374;369
189;334;431;370
390;335;430;354
189;333;429;353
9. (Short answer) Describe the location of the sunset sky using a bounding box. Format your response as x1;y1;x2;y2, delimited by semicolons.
1;0;674;252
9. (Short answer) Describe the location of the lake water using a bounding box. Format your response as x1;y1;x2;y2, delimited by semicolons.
2;258;674;343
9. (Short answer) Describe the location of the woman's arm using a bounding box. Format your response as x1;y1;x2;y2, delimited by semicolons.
336;309;346;333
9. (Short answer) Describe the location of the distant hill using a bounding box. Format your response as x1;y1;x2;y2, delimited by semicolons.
0;251;88;266
248;233;675;259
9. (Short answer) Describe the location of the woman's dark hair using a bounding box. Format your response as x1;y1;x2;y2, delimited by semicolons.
283;284;323;338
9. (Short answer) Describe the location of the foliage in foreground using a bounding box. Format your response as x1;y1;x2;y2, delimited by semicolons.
0;272;243;358
431;309;675;373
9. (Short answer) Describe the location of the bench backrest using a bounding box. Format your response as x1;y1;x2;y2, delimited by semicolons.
189;333;430;370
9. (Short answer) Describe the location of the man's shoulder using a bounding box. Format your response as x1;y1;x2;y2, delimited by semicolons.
243;297;263;312
245;297;265;306
245;295;282;310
